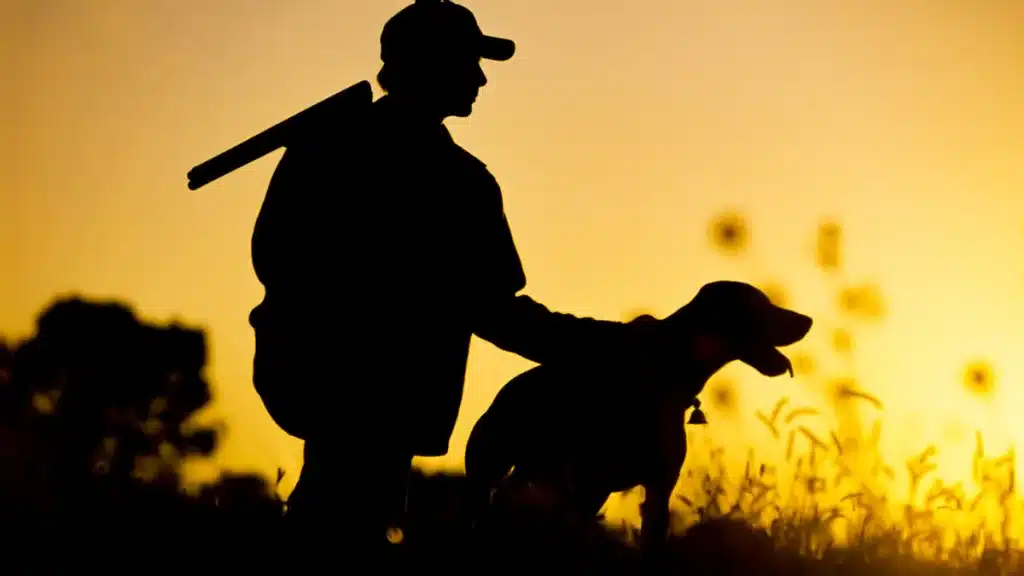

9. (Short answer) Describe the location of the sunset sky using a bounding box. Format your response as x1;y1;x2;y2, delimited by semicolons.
4;0;1024;510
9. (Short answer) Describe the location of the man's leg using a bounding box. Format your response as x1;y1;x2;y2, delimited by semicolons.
285;440;413;568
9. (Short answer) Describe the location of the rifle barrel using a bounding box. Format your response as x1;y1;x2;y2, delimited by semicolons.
186;80;372;191
187;124;286;191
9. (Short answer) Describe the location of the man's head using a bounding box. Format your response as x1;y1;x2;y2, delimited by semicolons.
378;0;515;119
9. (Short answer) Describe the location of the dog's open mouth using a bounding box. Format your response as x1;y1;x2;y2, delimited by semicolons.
741;347;794;378
769;311;814;348
740;309;811;377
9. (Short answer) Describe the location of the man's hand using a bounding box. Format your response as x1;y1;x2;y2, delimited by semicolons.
621;314;681;374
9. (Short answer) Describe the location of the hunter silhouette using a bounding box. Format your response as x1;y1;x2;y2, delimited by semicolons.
247;0;712;563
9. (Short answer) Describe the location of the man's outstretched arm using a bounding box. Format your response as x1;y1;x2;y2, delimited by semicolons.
471;293;662;368
463;165;684;367
463;178;664;365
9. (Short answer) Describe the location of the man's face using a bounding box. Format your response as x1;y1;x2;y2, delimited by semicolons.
427;55;488;118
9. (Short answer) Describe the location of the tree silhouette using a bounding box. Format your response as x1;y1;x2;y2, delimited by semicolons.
0;298;218;509
0;297;294;571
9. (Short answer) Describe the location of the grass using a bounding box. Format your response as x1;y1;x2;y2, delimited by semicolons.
7;408;1021;575
654;396;1020;575
5;215;1017;573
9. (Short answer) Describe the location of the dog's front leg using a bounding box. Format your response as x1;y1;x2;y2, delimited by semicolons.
639;480;672;571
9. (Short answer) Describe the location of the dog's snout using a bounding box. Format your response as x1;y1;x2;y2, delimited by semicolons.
775;311;813;346
793;313;813;337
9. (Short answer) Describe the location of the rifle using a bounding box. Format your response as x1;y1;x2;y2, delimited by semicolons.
186;81;373;191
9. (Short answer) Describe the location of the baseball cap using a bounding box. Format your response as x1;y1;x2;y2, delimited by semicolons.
381;0;516;64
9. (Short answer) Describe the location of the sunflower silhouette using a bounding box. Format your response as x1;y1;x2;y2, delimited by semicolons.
816;221;842;271
708;212;749;255
837;284;886;320
706;378;737;415
963;360;995;397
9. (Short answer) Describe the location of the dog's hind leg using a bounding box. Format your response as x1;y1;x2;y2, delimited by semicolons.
463;411;516;530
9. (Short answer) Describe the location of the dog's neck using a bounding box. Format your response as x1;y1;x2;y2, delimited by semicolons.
650;330;734;407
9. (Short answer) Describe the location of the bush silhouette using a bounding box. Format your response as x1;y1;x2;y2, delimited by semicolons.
2;298;217;496
0;297;283;572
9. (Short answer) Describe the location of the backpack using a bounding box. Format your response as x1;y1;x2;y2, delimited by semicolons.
243;81;375;439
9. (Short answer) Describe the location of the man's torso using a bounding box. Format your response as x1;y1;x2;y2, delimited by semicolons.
250;94;524;454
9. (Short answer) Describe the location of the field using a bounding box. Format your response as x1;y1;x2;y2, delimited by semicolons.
2;442;1019;574
2;218;1017;574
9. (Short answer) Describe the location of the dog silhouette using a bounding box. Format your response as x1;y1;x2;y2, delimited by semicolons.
464;281;812;559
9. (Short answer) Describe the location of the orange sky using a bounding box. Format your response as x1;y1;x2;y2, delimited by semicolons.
4;0;1024;511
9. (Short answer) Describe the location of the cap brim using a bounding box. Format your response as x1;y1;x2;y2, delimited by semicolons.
480;35;515;61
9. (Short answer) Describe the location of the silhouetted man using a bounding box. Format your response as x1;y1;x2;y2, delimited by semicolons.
249;0;688;564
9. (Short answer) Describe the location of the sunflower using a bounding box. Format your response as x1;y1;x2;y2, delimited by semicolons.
816;221;842;271
837;284;886;320
963;360;995;397
706;378;737;415
709;212;749;255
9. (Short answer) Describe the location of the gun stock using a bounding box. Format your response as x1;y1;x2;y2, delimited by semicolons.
186;80;373;191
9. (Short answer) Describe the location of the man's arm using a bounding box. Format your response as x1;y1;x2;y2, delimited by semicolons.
472;293;661;367
464;168;665;367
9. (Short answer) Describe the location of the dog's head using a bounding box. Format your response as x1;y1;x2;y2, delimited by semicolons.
665;281;813;379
